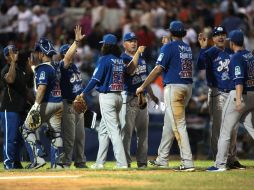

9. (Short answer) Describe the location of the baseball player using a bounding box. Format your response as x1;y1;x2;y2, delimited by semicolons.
136;20;195;171
197;26;245;169
121;32;158;168
21;38;64;169
0;45;28;169
58;25;87;168
208;30;254;171
80;34;128;168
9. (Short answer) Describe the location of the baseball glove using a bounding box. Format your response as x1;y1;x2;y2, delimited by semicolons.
73;95;87;114
27;110;41;131
138;93;147;109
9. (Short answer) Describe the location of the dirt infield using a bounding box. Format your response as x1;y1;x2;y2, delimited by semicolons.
0;170;158;190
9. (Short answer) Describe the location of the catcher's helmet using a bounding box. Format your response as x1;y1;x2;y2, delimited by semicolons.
59;44;70;55
168;20;186;37
34;37;57;56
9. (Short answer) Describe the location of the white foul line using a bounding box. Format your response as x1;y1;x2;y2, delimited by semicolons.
0;175;81;180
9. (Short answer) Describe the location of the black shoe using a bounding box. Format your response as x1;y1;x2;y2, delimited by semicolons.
227;161;246;170
26;162;46;169
137;163;147;168
14;161;23;169
148;160;168;168
74;163;88;168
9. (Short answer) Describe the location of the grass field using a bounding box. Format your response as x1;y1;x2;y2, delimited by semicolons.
0;160;253;190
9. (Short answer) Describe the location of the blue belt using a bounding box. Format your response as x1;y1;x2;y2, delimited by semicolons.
218;88;231;93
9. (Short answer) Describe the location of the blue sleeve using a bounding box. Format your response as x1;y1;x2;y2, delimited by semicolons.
36;66;50;85
82;79;98;94
156;45;171;70
92;58;106;82
196;48;208;70
231;55;244;85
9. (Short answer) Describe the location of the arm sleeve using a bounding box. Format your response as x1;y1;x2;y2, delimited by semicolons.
196;48;208;70
36;66;50;85
156;45;171;70
91;58;106;82
82;79;98;94
232;55;244;85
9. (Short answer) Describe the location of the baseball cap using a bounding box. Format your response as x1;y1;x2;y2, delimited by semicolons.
59;44;70;55
99;34;117;45
168;20;185;32
123;32;137;41
3;45;18;57
34;38;57;56
212;26;227;36
227;29;244;46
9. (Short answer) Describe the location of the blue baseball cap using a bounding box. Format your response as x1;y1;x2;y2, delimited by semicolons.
212;26;227;36
34;37;57;56
227;29;244;46
99;34;117;45
3;45;18;57
59;44;70;55
169;20;185;32
123;32;137;41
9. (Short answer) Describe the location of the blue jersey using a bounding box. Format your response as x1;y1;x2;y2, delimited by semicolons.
156;40;193;85
35;63;62;103
121;52;147;94
92;54;125;93
198;46;234;90
230;50;254;92
59;61;82;101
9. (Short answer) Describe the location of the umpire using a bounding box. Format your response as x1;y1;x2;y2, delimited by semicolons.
0;45;28;169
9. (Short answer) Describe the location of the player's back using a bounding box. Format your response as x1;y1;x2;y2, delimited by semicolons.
156;40;193;85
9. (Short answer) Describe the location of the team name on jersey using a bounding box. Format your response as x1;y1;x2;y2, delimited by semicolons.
134;64;146;75
217;59;230;72
111;58;124;91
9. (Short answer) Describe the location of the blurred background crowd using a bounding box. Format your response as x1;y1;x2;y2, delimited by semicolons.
0;0;254;161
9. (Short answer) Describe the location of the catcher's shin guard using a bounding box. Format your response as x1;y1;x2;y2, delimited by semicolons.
20;125;46;165
47;131;65;168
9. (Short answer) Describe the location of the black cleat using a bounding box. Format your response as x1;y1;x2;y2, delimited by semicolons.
227;161;246;170
26;162;46;169
74;163;88;168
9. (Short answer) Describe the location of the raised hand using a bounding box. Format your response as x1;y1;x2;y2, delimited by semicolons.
198;33;208;48
9;48;18;65
74;25;85;42
137;46;146;54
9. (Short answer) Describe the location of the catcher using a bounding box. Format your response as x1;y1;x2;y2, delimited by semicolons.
21;38;64;169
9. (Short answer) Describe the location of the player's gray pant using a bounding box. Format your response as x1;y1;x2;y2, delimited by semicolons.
156;84;194;168
215;90;254;168
96;93;127;167
62;100;86;166
22;102;64;167
208;87;238;163
121;94;149;166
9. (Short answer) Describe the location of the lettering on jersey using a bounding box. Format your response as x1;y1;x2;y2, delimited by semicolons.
51;82;62;97
235;66;241;76
70;72;82;83
217;59;230;72
39;71;45;80
179;59;192;78
157;53;164;62
178;46;191;52
110;59;124;91
246;79;254;87
243;52;253;59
